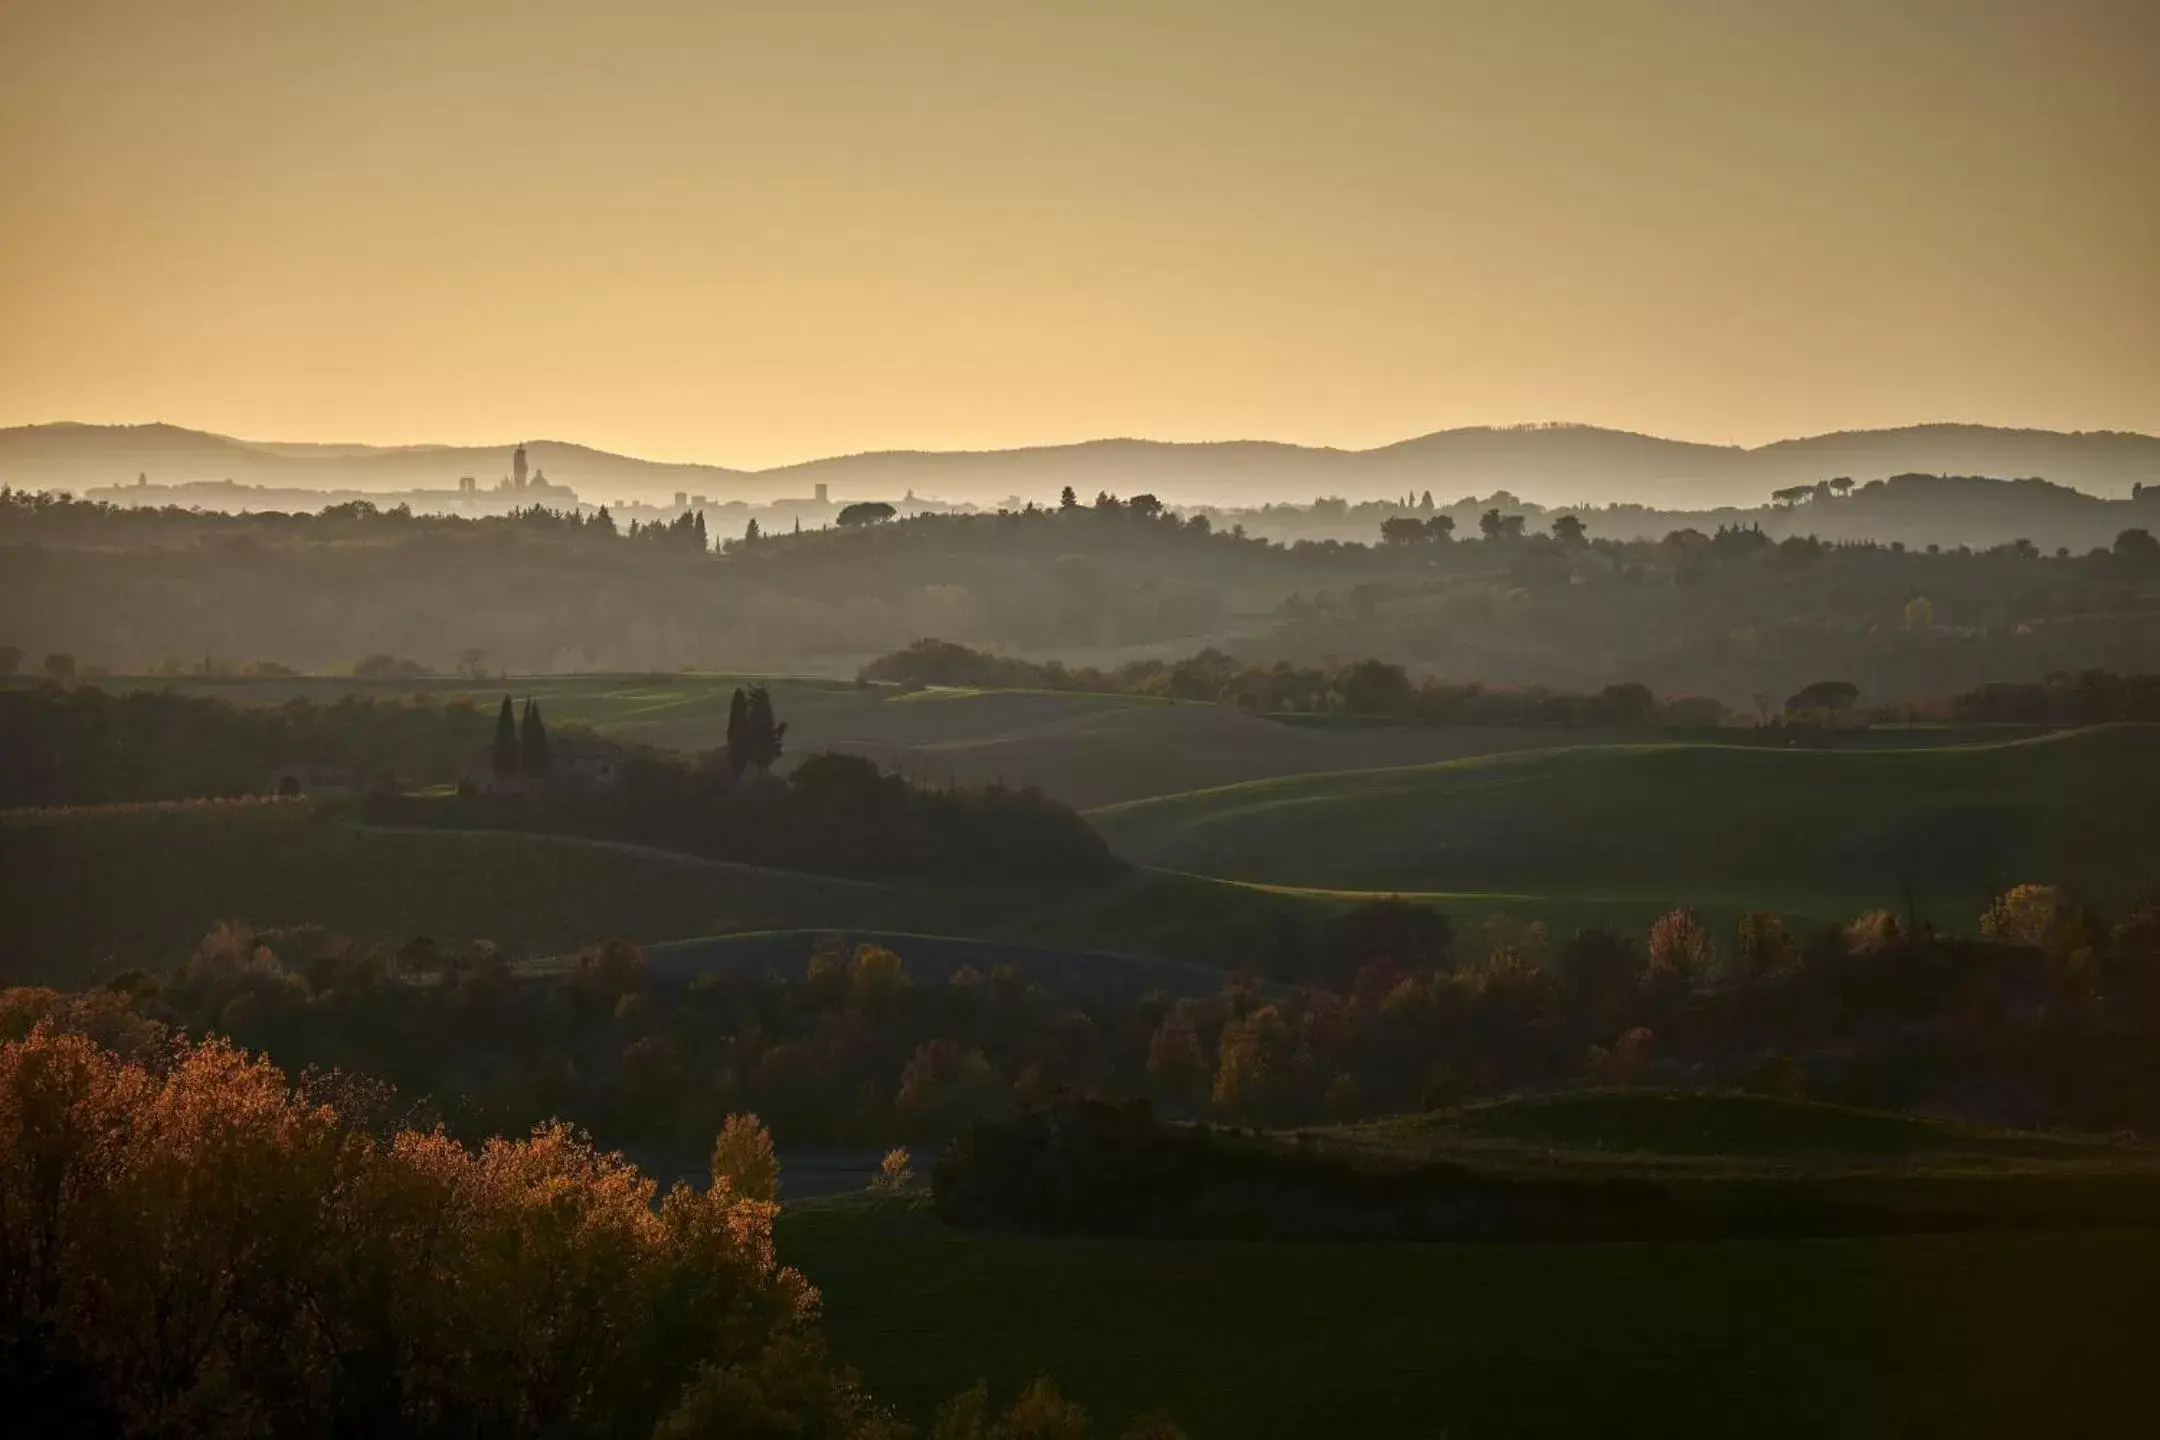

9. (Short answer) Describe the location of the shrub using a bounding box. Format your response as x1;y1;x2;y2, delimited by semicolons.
870;1147;915;1193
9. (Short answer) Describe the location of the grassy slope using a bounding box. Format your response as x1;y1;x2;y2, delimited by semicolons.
1314;1090;2160;1202
785;1096;2160;1438
0;800;1316;987
1090;724;2160;923
98;673;1671;807
781;1196;2160;1440
1374;1088;2135;1162
0;801;950;984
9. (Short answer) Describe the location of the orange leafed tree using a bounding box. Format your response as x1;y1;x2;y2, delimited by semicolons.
0;1026;900;1438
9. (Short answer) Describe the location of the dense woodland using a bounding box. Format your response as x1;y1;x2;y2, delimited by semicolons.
6;484;2159;703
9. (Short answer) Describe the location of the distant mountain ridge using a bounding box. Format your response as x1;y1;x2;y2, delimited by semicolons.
3;419;2156;509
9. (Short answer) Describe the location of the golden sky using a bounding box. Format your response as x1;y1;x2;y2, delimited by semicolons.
3;0;2155;467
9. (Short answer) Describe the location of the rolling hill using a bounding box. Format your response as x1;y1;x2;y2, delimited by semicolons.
126;672;1646;809
0;796;1331;986
0;801;944;984
0;422;759;504
9;419;2157;509
1089;725;2160;922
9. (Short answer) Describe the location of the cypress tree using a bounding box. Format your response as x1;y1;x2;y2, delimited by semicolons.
746;685;787;771
491;696;518;776
520;698;550;774
725;687;751;779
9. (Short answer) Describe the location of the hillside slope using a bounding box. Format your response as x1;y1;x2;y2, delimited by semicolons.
1090;725;2160;919
125;673;1638;808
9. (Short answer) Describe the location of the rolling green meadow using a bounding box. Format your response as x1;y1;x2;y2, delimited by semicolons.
781;1202;2160;1439
6;684;2152;978
122;670;1662;806
782;1090;2160;1439
0;800;926;983
1091;724;2160;926
0;795;1344;984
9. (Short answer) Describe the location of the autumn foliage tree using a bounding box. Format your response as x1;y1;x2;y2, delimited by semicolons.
1645;907;1716;990
0;1028;899;1439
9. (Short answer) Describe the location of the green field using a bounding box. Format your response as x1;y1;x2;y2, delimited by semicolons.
781;1196;2160;1439
89;673;1719;808
1090;725;2160;925
1339;1089;2143;1170
0;801;952;983
786;1093;2160;1437
0;800;1339;986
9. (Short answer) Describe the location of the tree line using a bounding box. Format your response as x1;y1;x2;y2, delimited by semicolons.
863;640;2160;730
0;684;489;808
386;743;1123;888
10;481;2160;700
16;881;2157;1176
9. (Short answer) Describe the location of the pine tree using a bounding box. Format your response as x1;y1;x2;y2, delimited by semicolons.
491;696;518;776
520;698;550;774
693;511;708;549
745;517;761;542
725;687;751;779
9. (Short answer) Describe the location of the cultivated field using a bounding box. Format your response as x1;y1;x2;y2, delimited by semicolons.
1090;724;2160;925
0;799;1328;986
94;673;1711;806
781;1194;2160;1439
785;1092;2160;1437
0;800;947;983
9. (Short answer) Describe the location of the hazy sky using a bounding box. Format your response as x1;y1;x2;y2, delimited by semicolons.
3;0;2155;465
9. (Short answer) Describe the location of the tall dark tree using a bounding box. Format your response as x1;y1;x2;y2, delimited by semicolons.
520;697;550;774
491;696;518;776
746;685;787;771
726;687;751;779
